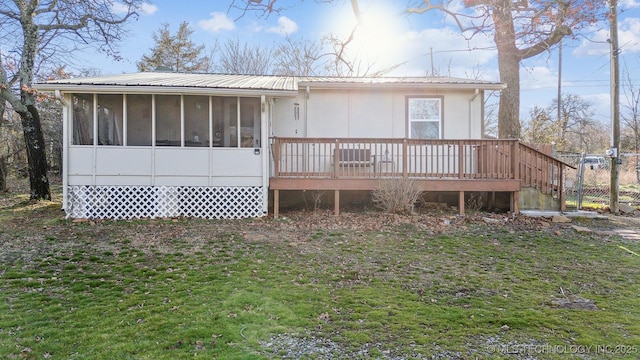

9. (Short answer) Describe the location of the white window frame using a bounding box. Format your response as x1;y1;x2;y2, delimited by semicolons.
407;96;443;139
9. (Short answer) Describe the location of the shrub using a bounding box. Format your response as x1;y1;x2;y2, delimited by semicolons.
372;178;422;214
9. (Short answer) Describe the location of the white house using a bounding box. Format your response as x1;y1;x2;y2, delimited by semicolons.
36;71;569;219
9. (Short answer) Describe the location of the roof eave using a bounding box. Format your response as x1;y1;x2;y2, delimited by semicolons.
33;84;299;97
297;82;506;91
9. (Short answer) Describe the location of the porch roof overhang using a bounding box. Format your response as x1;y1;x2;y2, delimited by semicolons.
35;72;506;95
34;72;299;97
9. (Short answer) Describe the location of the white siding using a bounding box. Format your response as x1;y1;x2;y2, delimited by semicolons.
66;147;262;187
271;95;305;137
155;148;210;176
273;87;483;140
96;148;152;175
68;147;94;175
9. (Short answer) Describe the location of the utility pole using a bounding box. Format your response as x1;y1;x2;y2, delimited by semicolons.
610;0;620;214
557;41;563;144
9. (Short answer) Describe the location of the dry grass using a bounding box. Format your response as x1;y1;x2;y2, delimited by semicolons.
2;177;640;359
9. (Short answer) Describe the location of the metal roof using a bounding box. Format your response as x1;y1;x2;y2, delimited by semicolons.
299;76;505;90
35;71;504;94
35;72;298;95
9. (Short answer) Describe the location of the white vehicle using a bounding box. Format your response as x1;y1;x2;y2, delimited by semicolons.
581;156;608;170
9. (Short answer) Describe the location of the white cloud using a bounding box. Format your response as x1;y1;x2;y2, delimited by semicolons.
248;21;264;33
572;24;613;57
112;2;156;16
393;28;497;77
621;0;640;8
198;12;236;33
139;3;158;15
266;16;298;36
619;17;640;53
573;17;640;57
111;2;130;14
521;66;558;91
584;93;611;122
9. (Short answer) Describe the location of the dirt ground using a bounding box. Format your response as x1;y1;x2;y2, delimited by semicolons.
2;175;640;242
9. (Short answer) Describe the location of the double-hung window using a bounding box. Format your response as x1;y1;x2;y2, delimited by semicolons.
407;97;442;139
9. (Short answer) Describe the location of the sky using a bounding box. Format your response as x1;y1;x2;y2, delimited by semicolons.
71;0;640;125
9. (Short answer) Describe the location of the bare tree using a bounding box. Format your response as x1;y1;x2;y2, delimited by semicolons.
273;36;323;76
138;22;211;72
216;38;275;75
483;90;500;138
522;94;599;153
0;0;142;200
37;66;74;177
621;59;640;181
229;0;286;19
321;32;402;77
552;94;597;152
0;101;24;192
522;106;556;145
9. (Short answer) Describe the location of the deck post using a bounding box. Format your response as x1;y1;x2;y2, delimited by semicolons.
274;189;280;219
489;192;496;211
459;191;465;215
510;191;520;214
334;190;340;216
272;138;280;176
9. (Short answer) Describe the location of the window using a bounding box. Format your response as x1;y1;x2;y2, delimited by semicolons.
72;94;94;145
407;97;442;139
240;97;261;148
127;94;152;146
212;96;260;148
155;95;181;146
69;93;262;148
97;94;123;145
184;95;209;147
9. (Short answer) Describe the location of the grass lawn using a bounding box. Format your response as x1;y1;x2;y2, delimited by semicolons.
1;181;640;359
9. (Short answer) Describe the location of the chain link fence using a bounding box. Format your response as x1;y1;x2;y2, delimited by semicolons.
556;153;640;210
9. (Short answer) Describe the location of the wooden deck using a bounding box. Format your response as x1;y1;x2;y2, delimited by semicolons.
269;137;570;216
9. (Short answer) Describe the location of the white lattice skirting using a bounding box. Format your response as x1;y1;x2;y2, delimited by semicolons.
67;185;266;220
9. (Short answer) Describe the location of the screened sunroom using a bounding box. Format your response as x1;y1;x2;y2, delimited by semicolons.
71;93;262;148
36;72;298;219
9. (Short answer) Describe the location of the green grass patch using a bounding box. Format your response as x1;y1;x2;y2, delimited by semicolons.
1;186;640;359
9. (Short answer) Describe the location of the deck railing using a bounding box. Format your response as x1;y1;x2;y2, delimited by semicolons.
271;137;568;191
271;137;517;179
518;142;568;197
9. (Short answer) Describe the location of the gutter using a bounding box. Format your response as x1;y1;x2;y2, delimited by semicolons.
296;82;506;91
469;89;480;138
34;84;298;97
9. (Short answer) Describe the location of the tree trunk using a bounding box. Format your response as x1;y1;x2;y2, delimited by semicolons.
17;105;51;200
17;7;51;200
497;54;521;139
493;0;521;139
0;156;7;192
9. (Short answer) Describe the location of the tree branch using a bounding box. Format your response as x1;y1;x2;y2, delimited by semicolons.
517;25;571;59
407;0;489;35
0;57;27;113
